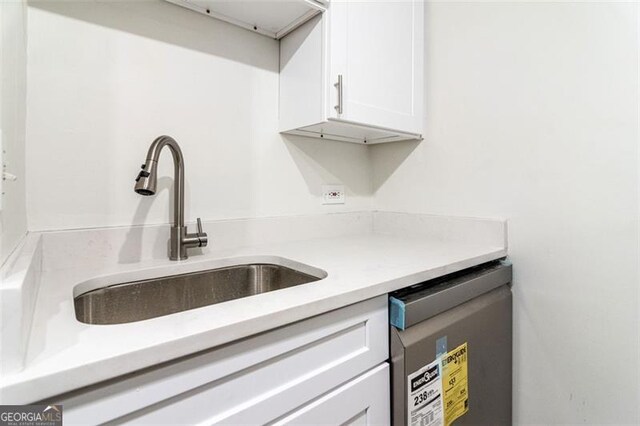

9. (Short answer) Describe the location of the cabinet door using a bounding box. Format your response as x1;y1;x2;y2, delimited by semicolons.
58;296;389;425
329;0;423;134
273;363;390;425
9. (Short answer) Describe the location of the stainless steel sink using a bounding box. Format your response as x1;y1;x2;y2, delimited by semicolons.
74;263;324;325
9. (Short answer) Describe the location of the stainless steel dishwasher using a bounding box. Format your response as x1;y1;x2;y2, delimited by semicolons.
389;260;512;426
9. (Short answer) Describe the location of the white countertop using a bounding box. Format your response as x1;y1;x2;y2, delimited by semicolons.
0;212;507;403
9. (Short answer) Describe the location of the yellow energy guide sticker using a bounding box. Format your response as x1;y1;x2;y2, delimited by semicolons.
442;342;469;425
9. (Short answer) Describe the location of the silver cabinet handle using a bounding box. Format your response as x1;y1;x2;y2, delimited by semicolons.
334;74;343;115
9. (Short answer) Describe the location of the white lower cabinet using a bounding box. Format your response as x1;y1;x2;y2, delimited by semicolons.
57;296;390;425
273;363;390;426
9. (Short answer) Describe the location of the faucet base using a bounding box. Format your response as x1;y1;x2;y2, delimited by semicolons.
169;226;188;261
169;225;207;261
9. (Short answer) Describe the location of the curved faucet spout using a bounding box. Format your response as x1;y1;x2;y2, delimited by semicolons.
135;135;185;227
134;135;207;260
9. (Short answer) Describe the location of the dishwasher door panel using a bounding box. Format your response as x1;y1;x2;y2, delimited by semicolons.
391;285;512;426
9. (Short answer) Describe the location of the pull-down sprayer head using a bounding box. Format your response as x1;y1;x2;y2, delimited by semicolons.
134;161;158;196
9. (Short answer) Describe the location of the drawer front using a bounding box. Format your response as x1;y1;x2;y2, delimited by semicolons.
273;363;390;426
59;296;388;425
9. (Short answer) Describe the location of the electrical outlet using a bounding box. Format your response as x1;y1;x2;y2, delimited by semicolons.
322;185;345;205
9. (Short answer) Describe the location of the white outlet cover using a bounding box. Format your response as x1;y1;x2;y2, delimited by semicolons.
322;185;345;205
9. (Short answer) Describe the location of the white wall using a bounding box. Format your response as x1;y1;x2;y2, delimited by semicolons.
373;2;639;424
0;0;28;265
25;0;373;231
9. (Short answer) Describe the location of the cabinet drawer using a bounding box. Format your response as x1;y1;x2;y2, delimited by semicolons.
273;363;390;426
58;296;389;425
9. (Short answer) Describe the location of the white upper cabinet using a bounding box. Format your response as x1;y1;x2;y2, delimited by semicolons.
280;0;424;144
166;0;327;39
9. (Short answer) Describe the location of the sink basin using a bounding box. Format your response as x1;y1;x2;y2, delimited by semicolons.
74;263;324;325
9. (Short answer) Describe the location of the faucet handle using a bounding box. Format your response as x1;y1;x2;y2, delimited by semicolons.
196;217;208;247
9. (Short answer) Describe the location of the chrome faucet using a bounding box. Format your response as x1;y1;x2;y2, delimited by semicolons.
134;135;208;260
